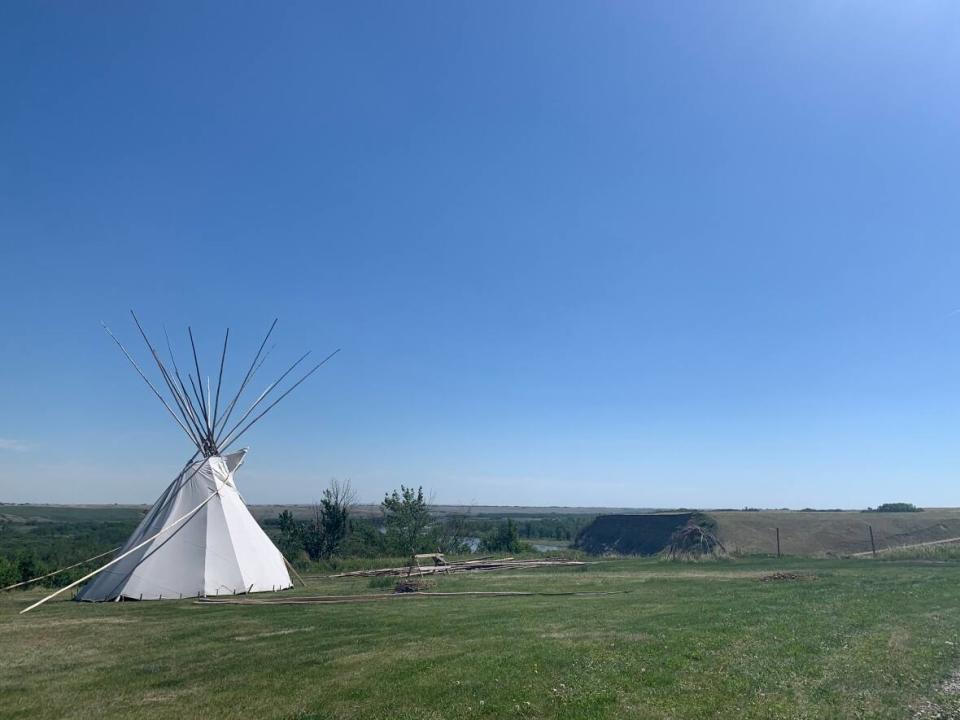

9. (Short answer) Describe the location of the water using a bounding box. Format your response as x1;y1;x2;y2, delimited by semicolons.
532;543;564;552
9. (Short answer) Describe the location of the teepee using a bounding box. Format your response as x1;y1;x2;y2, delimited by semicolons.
25;314;337;610
76;450;292;601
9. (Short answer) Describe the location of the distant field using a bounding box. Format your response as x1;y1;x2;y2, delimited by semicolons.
4;557;960;719
0;505;148;524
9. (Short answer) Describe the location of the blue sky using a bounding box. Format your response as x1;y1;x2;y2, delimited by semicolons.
3;2;960;508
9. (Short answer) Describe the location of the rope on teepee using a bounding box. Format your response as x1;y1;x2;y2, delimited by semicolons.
20;488;222;615
1;546;121;592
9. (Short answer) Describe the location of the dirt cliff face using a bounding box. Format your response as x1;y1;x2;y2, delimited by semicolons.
575;513;696;555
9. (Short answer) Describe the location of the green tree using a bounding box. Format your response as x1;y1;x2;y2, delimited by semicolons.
871;502;923;513
430;512;471;554
317;479;356;558
482;519;523;553
0;555;18;588
342;518;387;557
276;509;305;560
278;509;298;536
16;553;37;583
381;485;431;555
302;509;325;561
277;479;358;562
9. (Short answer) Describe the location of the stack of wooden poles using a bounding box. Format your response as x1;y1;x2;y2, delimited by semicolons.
326;557;587;578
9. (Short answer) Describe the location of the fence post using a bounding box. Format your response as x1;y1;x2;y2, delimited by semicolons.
776;527;781;558
869;525;877;557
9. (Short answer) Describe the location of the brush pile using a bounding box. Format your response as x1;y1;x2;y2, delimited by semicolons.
758;572;816;582
664;522;726;559
329;557;587;578
393;579;432;593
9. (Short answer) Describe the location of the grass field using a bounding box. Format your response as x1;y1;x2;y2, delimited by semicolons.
4;557;960;719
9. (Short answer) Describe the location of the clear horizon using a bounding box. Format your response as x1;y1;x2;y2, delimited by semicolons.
4;3;960;508
0;499;941;512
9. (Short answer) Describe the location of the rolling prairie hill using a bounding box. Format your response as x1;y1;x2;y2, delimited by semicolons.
572;509;960;557
712;509;960;556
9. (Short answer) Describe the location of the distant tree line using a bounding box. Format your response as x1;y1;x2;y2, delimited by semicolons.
864;503;923;513
271;483;457;562
267;484;582;565
0;485;589;589
0;518;139;589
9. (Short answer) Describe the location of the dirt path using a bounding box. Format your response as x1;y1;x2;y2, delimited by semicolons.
850;536;960;557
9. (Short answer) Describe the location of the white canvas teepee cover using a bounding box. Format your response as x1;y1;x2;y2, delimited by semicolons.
77;450;292;601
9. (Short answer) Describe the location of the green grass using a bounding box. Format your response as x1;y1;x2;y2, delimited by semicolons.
3;557;960;719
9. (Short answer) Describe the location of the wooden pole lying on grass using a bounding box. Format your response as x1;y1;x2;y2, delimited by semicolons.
195;589;631;606
326;557;588;578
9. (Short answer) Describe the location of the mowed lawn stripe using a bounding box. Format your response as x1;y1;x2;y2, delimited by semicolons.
2;558;960;719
